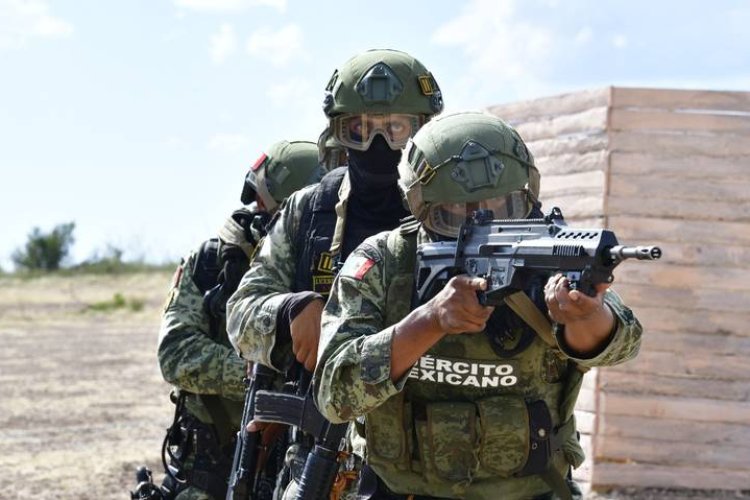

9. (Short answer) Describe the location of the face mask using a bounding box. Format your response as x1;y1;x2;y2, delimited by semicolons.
346;134;403;191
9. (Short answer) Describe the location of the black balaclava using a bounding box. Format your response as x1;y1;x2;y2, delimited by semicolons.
342;134;409;257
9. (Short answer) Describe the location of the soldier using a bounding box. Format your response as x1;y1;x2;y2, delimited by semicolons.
226;49;444;498
155;140;326;500
314;112;643;500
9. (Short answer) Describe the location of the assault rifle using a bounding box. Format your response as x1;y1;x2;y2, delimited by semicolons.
414;207;661;306
226;363;277;500
252;365;349;500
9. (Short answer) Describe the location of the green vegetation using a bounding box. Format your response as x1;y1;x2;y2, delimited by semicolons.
84;293;145;313
12;222;76;271
7;223;177;278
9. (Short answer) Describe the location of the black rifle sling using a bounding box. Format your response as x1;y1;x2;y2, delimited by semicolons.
293;167;347;296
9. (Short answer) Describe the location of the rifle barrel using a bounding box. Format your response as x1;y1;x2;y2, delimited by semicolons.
607;245;662;261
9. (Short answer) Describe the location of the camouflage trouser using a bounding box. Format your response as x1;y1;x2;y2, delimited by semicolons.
162;415;234;500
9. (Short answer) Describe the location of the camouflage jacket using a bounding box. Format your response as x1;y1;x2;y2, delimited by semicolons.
314;225;643;497
158;250;246;425
227;172;354;371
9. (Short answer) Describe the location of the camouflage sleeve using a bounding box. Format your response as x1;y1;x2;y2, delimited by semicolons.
157;251;246;401
226;186;315;371
555;289;642;368
315;234;405;424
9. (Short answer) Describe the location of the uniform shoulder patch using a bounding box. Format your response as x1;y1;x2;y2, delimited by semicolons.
340;254;377;280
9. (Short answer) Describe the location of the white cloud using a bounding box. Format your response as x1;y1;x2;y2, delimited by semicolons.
611;34;628;49
265;77;312;107
0;0;74;50
208;133;251;153
174;0;286;13
575;26;593;45
210;23;237;64
246;24;306;67
431;0;556;104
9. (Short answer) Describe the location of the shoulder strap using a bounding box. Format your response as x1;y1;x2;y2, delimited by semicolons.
384;221;419;306
503;291;590;373
192;238;221;294
293;167;347;294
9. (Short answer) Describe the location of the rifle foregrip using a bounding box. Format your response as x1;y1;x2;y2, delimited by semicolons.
294;445;340;500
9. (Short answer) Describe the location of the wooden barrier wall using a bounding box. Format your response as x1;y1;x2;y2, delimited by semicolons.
488;87;750;492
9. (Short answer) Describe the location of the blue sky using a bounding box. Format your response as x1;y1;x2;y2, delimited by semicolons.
1;0;748;269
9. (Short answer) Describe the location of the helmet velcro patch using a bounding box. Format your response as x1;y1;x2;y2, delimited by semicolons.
251;153;268;171
418;73;438;96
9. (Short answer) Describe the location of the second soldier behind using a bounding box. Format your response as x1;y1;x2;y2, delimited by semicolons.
155;140;326;500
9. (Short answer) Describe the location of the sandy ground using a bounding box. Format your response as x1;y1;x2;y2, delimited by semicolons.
0;272;174;500
0;272;747;500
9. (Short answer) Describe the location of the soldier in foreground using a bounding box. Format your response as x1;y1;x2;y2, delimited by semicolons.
144;140;326;500
314;112;644;500
227;49;445;499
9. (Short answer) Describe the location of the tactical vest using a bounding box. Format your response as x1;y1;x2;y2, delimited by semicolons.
189;236;249;440
293;167;348;297
362;222;585;499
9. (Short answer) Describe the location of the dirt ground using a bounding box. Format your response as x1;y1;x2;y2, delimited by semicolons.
0;272;747;500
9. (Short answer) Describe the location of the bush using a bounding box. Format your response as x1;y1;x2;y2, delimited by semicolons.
12;222;76;271
84;293;145;313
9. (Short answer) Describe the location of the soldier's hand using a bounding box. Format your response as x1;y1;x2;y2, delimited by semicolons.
427;275;494;335
544;273;610;325
289;299;324;371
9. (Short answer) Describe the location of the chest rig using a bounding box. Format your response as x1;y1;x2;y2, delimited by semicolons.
363;221;585;499
293;167;348;298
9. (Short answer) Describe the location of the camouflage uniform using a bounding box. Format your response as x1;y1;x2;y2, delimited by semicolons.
158;225;259;500
228;49;446;500
314;112;644;500
156;140;325;500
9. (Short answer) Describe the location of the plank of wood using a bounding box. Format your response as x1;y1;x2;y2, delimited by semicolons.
575;409;596;435
592;462;750;490
600;393;750;424
604;349;749;381
610;87;750;113
526;132;608;157
512;106;609;142
534;150;609;176
575;383;598;413
609;282;750;314
631;305;749;336
610;108;750;132
599;370;750;400
610;174;750;203
607;241;750;268
609;152;750;179
598;414;750;447
608;216;750;246
610;130;750;157
597;434;750;469
640;330;750;356
537;194;604;219
542;170;607;194
487;87;610;122
607;195;750;222
614;263;750;291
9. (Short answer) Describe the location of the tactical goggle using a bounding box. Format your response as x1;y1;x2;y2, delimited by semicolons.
424;191;531;238
332;113;425;151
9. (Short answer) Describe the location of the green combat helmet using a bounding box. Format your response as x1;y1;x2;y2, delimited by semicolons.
398;111;541;238
242;140;327;213
317;126;347;169
323;49;444;151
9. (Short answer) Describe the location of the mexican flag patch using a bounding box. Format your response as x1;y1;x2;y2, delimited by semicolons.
340;255;376;280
